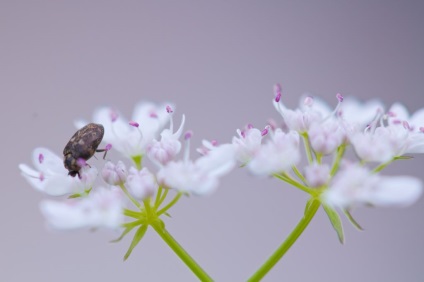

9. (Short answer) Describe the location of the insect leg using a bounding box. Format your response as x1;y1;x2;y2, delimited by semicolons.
96;148;108;159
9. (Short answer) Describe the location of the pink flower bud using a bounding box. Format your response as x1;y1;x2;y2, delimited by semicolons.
126;167;158;199
102;161;127;185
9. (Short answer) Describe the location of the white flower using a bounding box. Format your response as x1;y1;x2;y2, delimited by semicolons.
76;102;172;159
274;97;327;133
126;167;158;200
19;147;98;196
40;187;124;230
350;127;400;163
338;97;384;130
157;144;235;195
102;161;127;186
248;129;300;176
146;115;185;165
323;164;422;209
196;143;236;175
298;95;333;117
232;126;263;164
308;119;345;155
157;161;213;195
350;123;424;162
304;163;330;187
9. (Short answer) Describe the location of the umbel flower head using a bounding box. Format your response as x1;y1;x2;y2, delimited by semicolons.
19;101;235;260
232;84;423;242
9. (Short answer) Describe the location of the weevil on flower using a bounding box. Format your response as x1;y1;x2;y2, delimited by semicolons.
63;123;110;178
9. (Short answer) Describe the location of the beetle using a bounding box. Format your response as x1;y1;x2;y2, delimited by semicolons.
63;123;108;178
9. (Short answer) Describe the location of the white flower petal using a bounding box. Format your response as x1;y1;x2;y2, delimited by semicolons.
388;103;409;122
42;174;76;196
248;130;300;175
369;176;422;207
232;127;262;164
350;130;396;163
20;148;99;196
157;161;220;195
32;147;64;174
196;144;236;176
405;134;424;154
40;187;124;230
340;97;384;130
323;164;422;208
20;164;46;192
410;109;424;130
299;95;332;117
132;102;172;138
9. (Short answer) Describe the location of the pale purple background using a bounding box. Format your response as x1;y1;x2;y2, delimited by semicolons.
1;1;424;281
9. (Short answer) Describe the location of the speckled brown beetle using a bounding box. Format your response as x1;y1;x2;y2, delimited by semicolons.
63;123;108;178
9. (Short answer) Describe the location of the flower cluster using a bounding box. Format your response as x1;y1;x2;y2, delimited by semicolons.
19;86;424;280
20;102;235;259
230;84;423;242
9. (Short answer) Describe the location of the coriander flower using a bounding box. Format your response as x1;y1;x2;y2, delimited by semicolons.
232;125;263;165
19;147;98;196
146;109;185;165
351;114;424;163
273;95;329;133
157;134;235;195
308;119;345;155
338;97;384;130
350;126;402;163
102;161;128;186
248;129;300;176
304;163;330;187
126;167;158;199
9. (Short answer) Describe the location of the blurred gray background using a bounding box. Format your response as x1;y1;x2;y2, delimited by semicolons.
1;1;424;281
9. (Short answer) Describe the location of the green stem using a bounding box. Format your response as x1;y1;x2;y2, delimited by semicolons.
372;158;394;173
143;199;152;216
248;199;321;282
156;188;170;209
154;186;164;207
157;193;183;216
330;144;346;176
291;166;307;185
151;221;213;282
301;133;314;164
273;173;314;194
